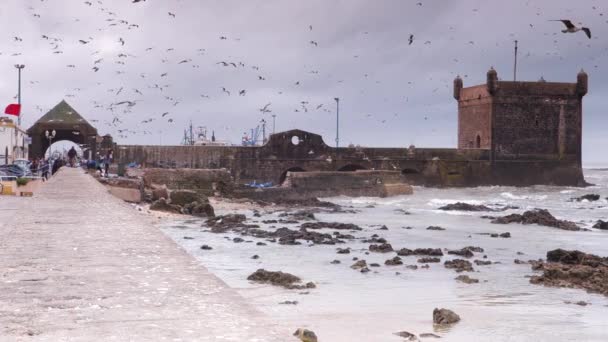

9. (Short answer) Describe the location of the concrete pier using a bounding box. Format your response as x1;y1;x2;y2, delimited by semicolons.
0;168;285;341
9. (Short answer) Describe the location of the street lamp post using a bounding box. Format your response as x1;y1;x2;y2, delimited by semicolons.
334;97;340;149
260;119;266;144
45;129;56;159
14;64;25;126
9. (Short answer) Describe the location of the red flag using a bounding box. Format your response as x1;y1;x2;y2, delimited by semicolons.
4;104;21;116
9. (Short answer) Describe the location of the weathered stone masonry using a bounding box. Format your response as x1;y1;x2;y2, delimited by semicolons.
116;69;588;187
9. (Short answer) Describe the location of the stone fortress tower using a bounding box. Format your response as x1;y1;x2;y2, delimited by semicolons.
454;68;587;167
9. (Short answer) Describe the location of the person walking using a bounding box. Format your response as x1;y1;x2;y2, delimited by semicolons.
67;147;77;167
104;149;113;177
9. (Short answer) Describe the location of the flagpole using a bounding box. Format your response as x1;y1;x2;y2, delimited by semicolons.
15;64;25;126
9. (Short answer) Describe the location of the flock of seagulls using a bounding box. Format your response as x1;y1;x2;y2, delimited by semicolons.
0;1;601;143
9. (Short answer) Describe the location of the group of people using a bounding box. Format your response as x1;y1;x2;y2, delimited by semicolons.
28;158;50;180
85;149;113;177
26;147;114;179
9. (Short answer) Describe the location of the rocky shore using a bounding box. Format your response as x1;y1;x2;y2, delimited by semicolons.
143;175;608;340
529;249;608;297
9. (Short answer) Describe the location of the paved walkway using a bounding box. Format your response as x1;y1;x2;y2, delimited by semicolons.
0;168;286;341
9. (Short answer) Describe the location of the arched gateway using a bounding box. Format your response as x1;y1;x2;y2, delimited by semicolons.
27;100;111;160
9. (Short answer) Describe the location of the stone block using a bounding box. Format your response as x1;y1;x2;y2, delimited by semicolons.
170;189;205;207
108;186;143;203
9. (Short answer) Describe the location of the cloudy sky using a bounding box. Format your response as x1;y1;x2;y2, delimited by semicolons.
0;0;606;165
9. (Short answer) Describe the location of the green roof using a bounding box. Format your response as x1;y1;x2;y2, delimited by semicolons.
28;100;96;133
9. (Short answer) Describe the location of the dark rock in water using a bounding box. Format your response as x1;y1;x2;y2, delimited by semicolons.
419;333;442;338
279;300;298;305
293;328;318;342
205;214;249;232
491;209;580;231
448;246;483;258
333;231;355;240
262;219;278;224
398;248;444;257
564;300;589;306
363;236;387;244
455;275;479;284
247;269;315;290
369;263;381;267
369;243;394;253
491;232;511;238
245;227;349;245
439;202;494;212
385;256;403;266
546;249;606;266
271;197;340;209
330;259;341;264
233;237;244;243
360;267;371;273
394;208;412;215
448;248;474;258
418;257;441;263
213;213;247;224
256;242;267;246
200;245;212;250
427;226;446;231
474;260;492;266
444;259;473;272
351;260;367;269
571;194;601;202
405;265;418;270
300;222;362;231
337;247;351;254
378;225;389;230
529;249;608;297
149;198;182;213
514;259;528;264
593;220;608;230
394;331;417;340
279;210;316;221
183;236;194;240
433;308;461;325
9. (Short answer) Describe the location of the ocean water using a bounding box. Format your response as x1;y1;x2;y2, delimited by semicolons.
160;169;608;342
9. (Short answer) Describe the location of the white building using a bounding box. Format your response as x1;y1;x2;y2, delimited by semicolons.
0;117;29;165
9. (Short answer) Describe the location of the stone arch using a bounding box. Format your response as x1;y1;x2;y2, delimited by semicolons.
279;166;306;185
401;168;420;175
337;164;367;172
26;100;102;159
401;167;423;185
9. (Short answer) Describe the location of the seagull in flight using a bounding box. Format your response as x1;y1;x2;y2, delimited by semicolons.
551;20;591;39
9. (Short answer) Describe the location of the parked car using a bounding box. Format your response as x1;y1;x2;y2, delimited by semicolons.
0;164;30;177
12;159;33;176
